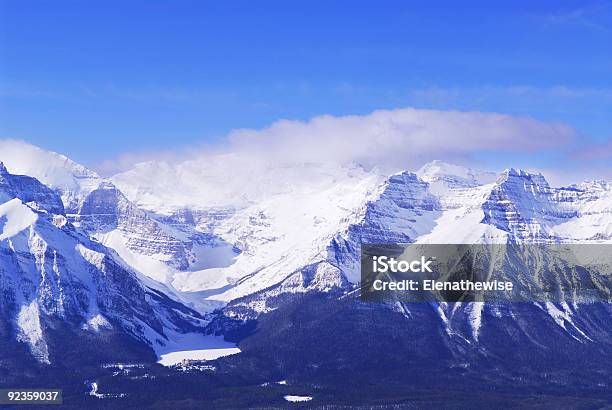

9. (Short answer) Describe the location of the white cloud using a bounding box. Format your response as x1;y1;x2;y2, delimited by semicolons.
223;107;576;172
87;107;587;183
5;107;606;188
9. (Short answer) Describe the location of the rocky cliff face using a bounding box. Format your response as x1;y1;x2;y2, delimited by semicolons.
483;169;575;240
74;181;192;270
481;168;612;241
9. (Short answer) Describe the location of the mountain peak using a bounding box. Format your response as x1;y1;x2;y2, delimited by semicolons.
417;160;496;188
499;168;550;188
502;167;534;177
0;164;66;215
0;140;104;213
0;139;100;184
388;170;421;183
418;160;464;174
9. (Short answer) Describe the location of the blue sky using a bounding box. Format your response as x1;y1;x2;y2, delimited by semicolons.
0;0;611;173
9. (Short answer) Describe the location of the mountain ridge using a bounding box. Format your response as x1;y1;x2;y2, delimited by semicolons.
1;142;611;327
2;142;611;308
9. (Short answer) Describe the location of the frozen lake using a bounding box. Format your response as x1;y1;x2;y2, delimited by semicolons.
156;334;241;366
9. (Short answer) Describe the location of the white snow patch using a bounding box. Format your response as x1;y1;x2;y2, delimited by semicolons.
467;302;484;341
16;301;50;364
83;314;113;332
88;382;126;399
284;395;313;402
89;382;103;398
0;198;37;240
543;302;592;342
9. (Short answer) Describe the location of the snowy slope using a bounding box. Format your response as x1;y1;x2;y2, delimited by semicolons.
0;198;38;240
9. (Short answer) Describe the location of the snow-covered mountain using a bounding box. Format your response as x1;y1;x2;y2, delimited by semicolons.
210;160;611;355
2;140;611;363
4;142;610;302
112;153;612;301
0;141;236;309
0;162;208;364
